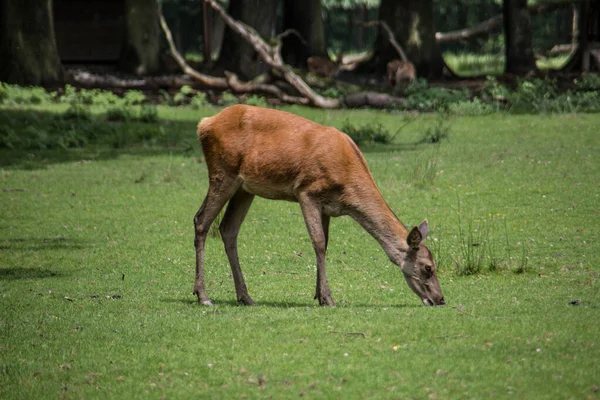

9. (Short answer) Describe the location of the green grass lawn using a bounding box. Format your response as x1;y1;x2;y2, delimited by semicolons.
1;105;599;399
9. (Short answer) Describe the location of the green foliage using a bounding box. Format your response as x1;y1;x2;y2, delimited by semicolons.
453;207;529;276
139;105;159;123
244;94;268;108
419;113;451;144
340;119;393;146
174;85;195;105
219;92;240;107
62;103;93;122
123;90;147;105
447;98;494;116
0;83;53;105
106;106;136;122
403;79;471;112
190;92;210;109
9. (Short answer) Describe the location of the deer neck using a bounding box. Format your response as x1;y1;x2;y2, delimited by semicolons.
347;189;409;266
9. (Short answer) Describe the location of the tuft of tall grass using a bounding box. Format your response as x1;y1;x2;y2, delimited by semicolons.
452;199;529;276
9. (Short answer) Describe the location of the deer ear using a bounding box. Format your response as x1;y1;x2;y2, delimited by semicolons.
407;226;422;250
418;219;429;241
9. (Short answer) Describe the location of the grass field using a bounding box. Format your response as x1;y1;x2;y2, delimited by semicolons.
1;105;599;399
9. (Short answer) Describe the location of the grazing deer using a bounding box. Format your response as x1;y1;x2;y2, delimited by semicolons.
193;105;445;307
387;59;416;89
307;51;343;78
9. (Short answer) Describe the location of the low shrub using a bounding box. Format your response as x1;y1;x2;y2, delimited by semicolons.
340;120;393;146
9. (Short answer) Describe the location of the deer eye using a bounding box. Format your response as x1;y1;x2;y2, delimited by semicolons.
425;265;433;274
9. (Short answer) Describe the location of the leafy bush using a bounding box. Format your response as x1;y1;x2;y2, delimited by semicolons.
574;73;600;91
447;98;494;116
340;120;393;146
219;92;239;107
419;113;451;144
138;105;159;123
190;92;210;109
63;103;93;121
0;83;53;105
106;106;135;121
403;79;470;112
123;90;146;105
245;95;268;108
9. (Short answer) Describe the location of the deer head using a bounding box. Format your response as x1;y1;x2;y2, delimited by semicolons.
400;220;445;306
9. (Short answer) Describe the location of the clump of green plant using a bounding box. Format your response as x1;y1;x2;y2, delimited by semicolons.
106;106;135;121
190;92;210;109
574;73;600;91
174;85;195;105
447;98;494;116
403;79;470;112
0;83;53;105
340;120;393;146
219;92;239;107
63;103;93;121
409;143;442;187
509;78;559;114
123;90;146;105
244;95;268;108
138;105;159;123
452;199;529;276
419;113;451;144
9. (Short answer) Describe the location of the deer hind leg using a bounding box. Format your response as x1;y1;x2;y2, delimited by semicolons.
219;188;256;305
299;195;335;306
193;177;240;305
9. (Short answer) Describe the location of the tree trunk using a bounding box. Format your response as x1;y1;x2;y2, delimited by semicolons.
216;0;279;80
366;0;444;78
119;0;161;75
281;0;327;68
0;0;63;85
562;0;600;72
503;0;537;74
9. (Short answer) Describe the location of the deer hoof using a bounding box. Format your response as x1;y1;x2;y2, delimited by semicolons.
238;296;256;306
318;295;336;307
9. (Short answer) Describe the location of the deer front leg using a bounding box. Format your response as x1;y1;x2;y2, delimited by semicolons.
299;195;335;306
193;179;240;305
219;189;256;306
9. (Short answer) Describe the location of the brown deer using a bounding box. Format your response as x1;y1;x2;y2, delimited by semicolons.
193;105;445;307
307;51;343;78
387;59;416;89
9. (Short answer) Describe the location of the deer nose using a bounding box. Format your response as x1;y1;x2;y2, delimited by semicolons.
439;297;446;306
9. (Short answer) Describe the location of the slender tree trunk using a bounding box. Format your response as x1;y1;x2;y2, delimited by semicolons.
562;0;600;72
503;0;537;74
119;0;161;75
216;0;279;79
364;0;444;78
0;0;63;85
281;0;327;68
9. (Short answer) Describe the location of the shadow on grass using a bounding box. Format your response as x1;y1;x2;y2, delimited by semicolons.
0;107;199;170
161;297;418;309
0;267;66;280
0;237;86;251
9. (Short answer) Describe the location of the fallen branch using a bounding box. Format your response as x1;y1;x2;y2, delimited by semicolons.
359;20;408;62
435;15;503;44
204;0;340;108
224;72;309;105
343;92;406;109
435;0;573;44
158;7;228;88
